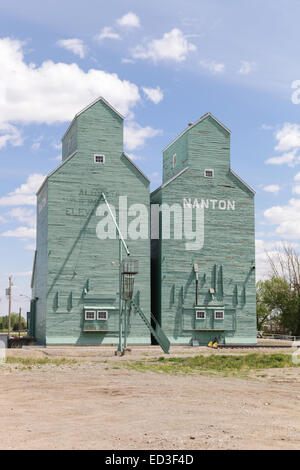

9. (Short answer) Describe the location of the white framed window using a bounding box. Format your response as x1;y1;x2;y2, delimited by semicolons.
204;169;214;178
172;153;176;168
215;310;224;320
97;310;108;321
195;310;206;320
85;310;96;320
94;154;105;164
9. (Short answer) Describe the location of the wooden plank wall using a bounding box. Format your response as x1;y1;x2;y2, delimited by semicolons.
34;100;151;345
151;116;256;345
34;182;48;343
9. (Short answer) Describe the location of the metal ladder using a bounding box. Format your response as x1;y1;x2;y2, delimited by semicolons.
131;299;170;354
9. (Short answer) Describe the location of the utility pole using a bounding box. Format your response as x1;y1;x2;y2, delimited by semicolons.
7;276;12;339
19;307;21;339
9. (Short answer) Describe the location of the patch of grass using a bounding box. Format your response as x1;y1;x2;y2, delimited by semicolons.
5;357;77;367
122;353;299;375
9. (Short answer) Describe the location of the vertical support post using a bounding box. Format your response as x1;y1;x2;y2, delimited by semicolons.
8;276;12;340
118;237;123;353
19;307;21;339
124;301;128;350
101;193;131;355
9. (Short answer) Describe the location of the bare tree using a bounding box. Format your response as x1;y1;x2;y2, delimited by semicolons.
267;243;300;295
265;243;300;335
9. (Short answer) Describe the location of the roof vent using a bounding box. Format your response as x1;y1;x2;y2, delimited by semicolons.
188;122;193;127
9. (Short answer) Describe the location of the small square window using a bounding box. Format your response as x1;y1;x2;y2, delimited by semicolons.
94;154;105;164
97;310;108;321
204;169;214;178
215;310;224;320
196;310;206;320
85;310;96;320
172;154;176;168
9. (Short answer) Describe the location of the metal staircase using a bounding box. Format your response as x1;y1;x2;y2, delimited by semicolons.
131;299;170;354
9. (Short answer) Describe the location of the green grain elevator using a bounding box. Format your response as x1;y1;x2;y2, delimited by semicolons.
30;97;151;345
151;113;257;345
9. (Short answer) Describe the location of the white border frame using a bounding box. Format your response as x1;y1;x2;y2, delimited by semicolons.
85;310;96;321
94;154;105;164
97;310;108;321
204;169;214;178
195;310;206;320
214;310;224;320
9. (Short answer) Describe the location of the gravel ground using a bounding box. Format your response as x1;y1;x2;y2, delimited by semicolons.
0;343;299;450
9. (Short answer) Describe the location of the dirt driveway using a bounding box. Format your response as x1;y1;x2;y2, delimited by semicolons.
0;345;300;450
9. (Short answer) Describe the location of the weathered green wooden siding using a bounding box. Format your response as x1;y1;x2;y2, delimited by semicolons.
62;120;77;161
163;131;188;182
34;99;151;345
33;181;48;344
151;115;256;345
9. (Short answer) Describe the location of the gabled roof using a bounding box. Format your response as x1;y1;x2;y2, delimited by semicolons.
123;153;150;183
151;166;255;197
163;112;231;152
36;150;150;196
151;166;189;196
62;96;124;141
36;150;78;196
229;169;256;195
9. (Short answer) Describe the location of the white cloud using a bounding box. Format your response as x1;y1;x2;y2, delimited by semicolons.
132;29;196;63
294;172;300;182
292;185;300;195
150;172;160;182
126;153;144;161
96;27;121;41
264;123;300;167
261;124;273;131
275;123;300;152
1;226;36;239
238;60;255;75
263;184;280;193
57;38;86;59
199;60;225;74
52;141;62;150
0;173;45;206
142;86;164;104
265;149;298;166
51;154;62;161
25;243;36;251
7;208;35;227
31;136;43;151
121;58;135;64
0;37;140;129
117;12;140;28
124;122;162;151
0;122;23;149
264;198;300;239
31;141;40;151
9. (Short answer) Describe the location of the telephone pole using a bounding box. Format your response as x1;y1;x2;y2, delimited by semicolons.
7;276;12;339
19;307;21;339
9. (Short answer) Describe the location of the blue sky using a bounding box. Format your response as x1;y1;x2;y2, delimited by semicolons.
0;0;300;316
